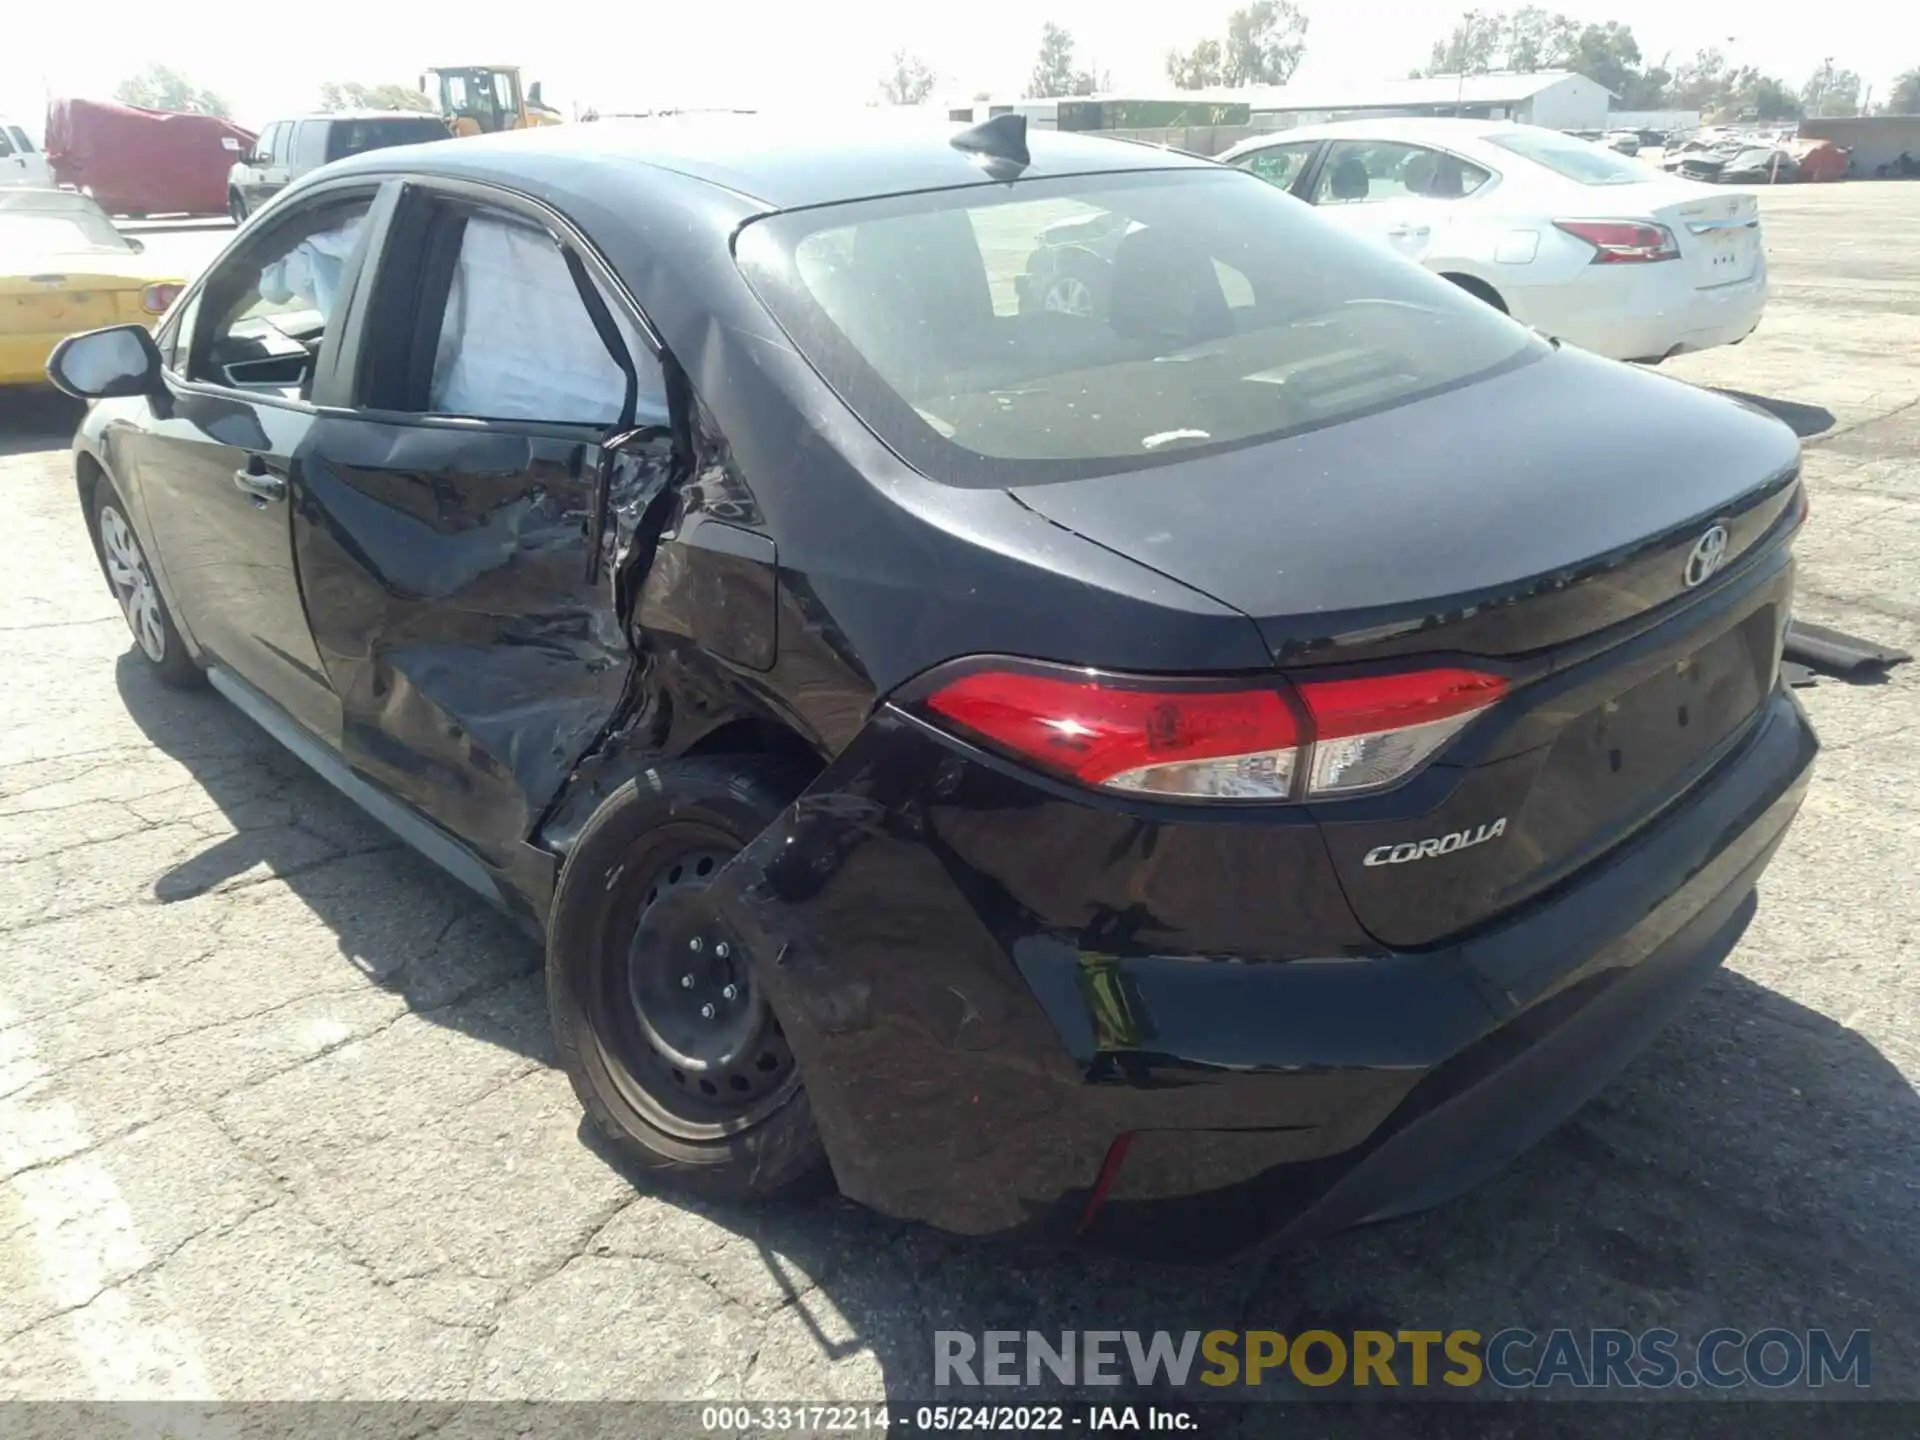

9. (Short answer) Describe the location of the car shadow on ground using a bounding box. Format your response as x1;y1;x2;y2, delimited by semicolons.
0;391;86;460
115;650;553;1065
112;649;1918;1417
1713;388;1837;440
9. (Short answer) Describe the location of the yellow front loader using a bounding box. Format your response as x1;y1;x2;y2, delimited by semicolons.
422;66;564;138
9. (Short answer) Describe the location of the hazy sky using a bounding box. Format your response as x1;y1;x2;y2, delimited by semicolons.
5;0;1913;134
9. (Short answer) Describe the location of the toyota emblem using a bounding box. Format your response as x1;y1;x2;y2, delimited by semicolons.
1684;525;1730;588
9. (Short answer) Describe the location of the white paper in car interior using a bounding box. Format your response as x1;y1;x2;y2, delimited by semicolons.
258;215;364;319
429;216;630;424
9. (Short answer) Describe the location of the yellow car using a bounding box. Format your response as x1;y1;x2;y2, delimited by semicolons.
1;189;183;387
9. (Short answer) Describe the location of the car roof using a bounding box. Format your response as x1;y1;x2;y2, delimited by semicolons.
1222;116;1535;158
324;111;1218;211
270;110;446;124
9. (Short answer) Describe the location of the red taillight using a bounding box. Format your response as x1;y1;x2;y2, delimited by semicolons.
924;670;1302;798
141;282;184;315
1794;485;1811;526
1554;219;1680;264
921;665;1506;802
1295;668;1508;796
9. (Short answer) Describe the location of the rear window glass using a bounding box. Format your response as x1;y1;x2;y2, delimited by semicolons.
325;117;449;163
1483;129;1648;185
0;195;133;254
737;169;1541;486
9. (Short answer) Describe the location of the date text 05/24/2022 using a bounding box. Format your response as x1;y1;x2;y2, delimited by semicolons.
699;1404;1197;1433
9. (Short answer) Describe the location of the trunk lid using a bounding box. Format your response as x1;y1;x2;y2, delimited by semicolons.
1644;181;1762;290
1009;345;1799;662
0;257;154;334
1546;170;1761;289
1011;344;1802;947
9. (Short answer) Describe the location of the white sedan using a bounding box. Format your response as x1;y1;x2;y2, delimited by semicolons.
1217;118;1766;363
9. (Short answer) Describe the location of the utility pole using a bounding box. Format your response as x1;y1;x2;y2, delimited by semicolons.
1456;12;1470;117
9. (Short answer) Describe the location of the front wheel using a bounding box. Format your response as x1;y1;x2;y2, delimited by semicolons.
228;190;248;225
91;480;201;689
547;755;828;1200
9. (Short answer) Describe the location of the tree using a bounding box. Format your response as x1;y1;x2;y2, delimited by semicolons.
317;81;435;114
1749;76;1805;121
1800;61;1862;118
1888;68;1920;115
1505;8;1579;72
1664;48;1726;109
878;51;937;106
1566;21;1642;99
1425;10;1506;75
113;65;230;118
1221;1;1309;87
1166;39;1224;90
1026;22;1103;98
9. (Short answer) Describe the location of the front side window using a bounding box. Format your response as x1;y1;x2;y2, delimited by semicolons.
739;168;1542;486
1234;142;1315;191
189;194;372;395
9;126;37;153
1484;128;1648;185
1311;141;1491;205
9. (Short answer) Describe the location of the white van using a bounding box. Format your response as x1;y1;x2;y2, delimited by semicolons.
1;118;54;189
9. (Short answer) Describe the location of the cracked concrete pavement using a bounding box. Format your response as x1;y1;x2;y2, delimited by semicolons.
0;184;1915;1430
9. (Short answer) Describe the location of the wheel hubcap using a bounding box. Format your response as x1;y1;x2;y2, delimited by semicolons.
98;505;166;663
618;844;797;1135
1044;275;1095;317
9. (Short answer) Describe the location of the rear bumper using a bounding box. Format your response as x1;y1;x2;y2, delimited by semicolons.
0;331;66;387
712;684;1816;1262
1512;259;1768;363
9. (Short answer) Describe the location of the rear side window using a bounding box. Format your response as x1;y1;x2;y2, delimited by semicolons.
738;169;1542;487
428;213;642;423
293;121;329;170
354;195;665;428
326;117;449;163
0;131;12;158
1484;129;1648;185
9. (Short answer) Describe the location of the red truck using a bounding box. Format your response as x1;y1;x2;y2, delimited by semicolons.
44;98;256;218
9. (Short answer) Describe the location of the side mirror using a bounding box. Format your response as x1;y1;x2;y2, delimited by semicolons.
46;325;164;400
527;81;544;106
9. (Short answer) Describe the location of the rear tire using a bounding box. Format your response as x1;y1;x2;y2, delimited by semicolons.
1443;273;1509;314
547;755;829;1200
89;479;202;690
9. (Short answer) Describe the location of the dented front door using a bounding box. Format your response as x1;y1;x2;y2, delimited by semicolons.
292;419;678;873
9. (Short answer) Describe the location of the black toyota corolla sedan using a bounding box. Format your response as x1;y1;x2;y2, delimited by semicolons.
49;114;1815;1261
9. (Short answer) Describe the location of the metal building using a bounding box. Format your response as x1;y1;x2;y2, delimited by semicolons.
1221;71;1615;133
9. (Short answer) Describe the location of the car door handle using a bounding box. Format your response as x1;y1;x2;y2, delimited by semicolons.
233;463;287;503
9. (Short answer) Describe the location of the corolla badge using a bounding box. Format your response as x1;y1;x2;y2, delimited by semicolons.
1684;524;1731;589
1363;818;1506;867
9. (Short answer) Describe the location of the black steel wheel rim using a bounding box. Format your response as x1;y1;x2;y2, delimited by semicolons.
600;829;798;1140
